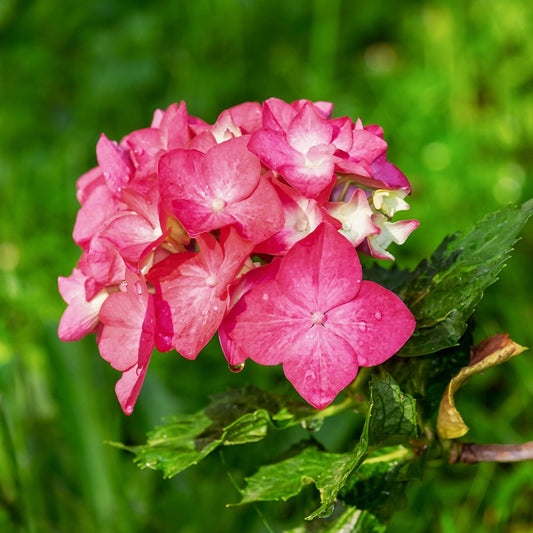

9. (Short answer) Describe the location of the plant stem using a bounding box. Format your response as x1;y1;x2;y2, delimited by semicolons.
450;441;533;464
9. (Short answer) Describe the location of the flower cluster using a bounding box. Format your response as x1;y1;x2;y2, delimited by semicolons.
58;98;418;414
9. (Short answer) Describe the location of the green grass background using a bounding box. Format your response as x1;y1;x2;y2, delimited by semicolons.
1;0;533;531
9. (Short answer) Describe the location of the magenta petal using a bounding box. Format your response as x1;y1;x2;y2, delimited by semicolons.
283;326;358;409
276;223;362;312
327;280;415;367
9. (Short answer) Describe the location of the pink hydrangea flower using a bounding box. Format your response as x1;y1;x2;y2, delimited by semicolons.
58;97;418;414
223;223;415;409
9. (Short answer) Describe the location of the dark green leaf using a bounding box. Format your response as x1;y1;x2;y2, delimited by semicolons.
399;199;533;356
110;386;316;478
366;374;418;446
237;373;417;522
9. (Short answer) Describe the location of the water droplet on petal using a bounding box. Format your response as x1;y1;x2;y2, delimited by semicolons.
228;362;245;373
125;405;133;415
374;311;382;320
135;281;143;295
136;365;143;376
358;322;367;332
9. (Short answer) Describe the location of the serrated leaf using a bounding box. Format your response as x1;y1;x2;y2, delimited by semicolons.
398;199;533;356
110;386;315;478
437;334;528;439
236;447;354;505
237;373;417;522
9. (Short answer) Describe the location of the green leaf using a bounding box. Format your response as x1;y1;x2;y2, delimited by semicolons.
366;374;418;446
399;199;533;356
236;373;417;522
109;386;321;478
236;446;354;506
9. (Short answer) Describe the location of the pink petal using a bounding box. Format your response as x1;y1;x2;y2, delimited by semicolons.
58;269;108;341
115;363;149;415
225;279;309;366
159;101;191;150
203;135;261;203
276;223;362;312
286;102;334;155
97;271;155;371
96;134;134;195
223;177;284;243
158;148;206;218
229;102;263;134
262;98;297;132
282;326;358;409
247;129;302;172
326;280;415;367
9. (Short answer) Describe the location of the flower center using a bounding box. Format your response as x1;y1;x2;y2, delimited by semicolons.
310;311;326;326
211;197;226;212
205;275;218;287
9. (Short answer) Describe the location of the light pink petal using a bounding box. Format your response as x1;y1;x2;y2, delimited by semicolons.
203;135;261;202
276;223;362;312
325;189;381;247
286;103;334;155
283;326;358;409
96;134;134;195
211;109;242;143
115;363;149;416
327;280;415;367
58;269;108;341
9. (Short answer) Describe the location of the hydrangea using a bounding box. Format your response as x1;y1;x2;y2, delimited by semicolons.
58;98;417;414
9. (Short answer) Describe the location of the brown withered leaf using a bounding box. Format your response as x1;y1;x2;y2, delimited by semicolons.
437;334;528;440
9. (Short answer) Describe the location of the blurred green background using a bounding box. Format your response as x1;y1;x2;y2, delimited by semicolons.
1;0;532;531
